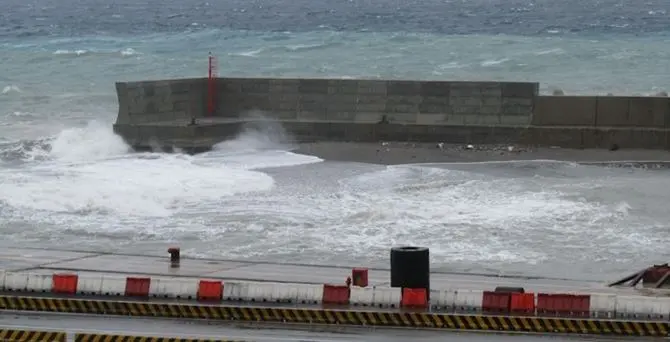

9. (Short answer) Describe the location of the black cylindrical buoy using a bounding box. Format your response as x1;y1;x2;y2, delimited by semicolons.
390;246;430;300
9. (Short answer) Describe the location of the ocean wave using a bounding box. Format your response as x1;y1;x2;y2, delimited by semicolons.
0;138;52;163
52;47;141;57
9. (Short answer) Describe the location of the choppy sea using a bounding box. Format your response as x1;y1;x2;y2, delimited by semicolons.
1;0;670;281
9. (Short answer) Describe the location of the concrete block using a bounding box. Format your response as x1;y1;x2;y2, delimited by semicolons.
449;114;501;125
450;82;502;97
271;110;298;120
501;104;531;116
592;129;667;149
354;112;385;123
627;97;669;128
169;80;193;93
502;82;539;97
445;114;467;125
269;79;300;93
299;100;327;112
420;96;449;105
420;82;450;97
141;85;155;97
386;95;422;105
385;95;421;113
269;94;299;111
298;79;329;94
299;94;328;103
327;94;357;104
451;106;483;115
416;113;448;125
503;97;533;106
500;115;531;126
385;103;419;113
239;78;270;93
532;96;597;126
327;80;359;94
327;102;357;112
297;110;327;120
326;111;356;121
357;80;387;95
356;95;386;112
595;97;630;127
155;98;174;113
479;106;503;115
419;103;450;114
451;97;484;107
386;81;421;96
386;113;418;123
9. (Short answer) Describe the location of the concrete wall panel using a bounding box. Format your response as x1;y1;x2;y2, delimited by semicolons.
627;97;669;128
532;96;597;126
595;97;630;127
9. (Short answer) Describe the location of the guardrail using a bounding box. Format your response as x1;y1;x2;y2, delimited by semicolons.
0;328;66;342
0;295;667;337
0;329;247;342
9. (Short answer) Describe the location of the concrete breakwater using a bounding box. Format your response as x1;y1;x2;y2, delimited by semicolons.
112;77;670;152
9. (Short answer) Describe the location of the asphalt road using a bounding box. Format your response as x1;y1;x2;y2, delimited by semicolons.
0;311;653;342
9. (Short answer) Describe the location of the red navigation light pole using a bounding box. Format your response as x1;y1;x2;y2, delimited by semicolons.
207;52;218;117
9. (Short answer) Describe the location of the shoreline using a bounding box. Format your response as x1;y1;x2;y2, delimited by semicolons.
291;141;670;166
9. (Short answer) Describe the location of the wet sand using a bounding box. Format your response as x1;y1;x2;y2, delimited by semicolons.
293;142;670;165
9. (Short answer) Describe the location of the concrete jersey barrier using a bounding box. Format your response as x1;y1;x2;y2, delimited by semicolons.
0;293;668;337
1;270;669;320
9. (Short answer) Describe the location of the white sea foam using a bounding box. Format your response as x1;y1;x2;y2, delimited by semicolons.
1;85;21;94
0;121;280;218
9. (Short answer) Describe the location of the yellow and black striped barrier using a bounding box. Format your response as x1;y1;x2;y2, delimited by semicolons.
0;295;668;337
0;329;66;341
74;333;247;342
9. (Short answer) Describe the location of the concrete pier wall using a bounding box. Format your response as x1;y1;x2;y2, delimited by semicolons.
215;78;538;126
115;78;208;125
533;96;669;128
113;77;670;151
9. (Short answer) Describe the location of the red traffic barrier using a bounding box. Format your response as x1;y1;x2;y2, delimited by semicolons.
322;284;349;304
352;268;369;287
482;291;511;313
125;277;151;297
197;280;223;301
401;288;428;308
510;293;535;314
52;274;78;294
537;293;590;316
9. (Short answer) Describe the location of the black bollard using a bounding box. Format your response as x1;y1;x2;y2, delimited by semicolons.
390;246;430;300
168;247;180;268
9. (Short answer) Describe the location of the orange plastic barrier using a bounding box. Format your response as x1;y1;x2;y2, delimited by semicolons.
197;280;223;301
351;268;368;287
124;277;151;297
51;274;78;294
322;284;349;304
401;288;428;308
510;292;535;314
482;291;510;313
537;293;590;316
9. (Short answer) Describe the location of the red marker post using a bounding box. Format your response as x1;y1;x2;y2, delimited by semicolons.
207;53;218;116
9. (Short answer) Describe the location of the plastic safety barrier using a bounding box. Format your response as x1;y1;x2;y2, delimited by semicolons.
125;277;151;297
6;269;670;321
197;280;223;301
